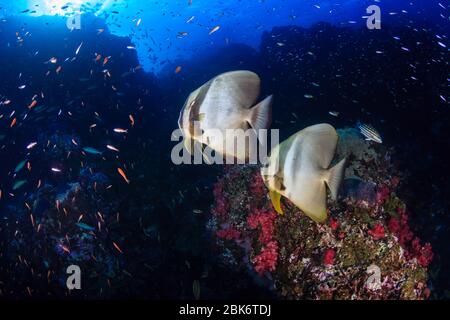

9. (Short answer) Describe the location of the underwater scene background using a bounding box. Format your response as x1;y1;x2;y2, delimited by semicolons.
0;0;448;300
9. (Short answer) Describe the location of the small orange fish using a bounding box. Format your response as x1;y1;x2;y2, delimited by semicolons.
129;114;135;126
56;66;62;74
117;168;130;184
10;118;17;128
113;242;123;254
103;56;109;66
175;66;182;74
59;244;70;254
28;100;37;109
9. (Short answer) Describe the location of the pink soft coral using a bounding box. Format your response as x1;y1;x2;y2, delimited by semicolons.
247;209;277;244
250;171;266;198
252;241;279;275
216;226;241;241
376;184;390;204
388;208;433;267
411;238;434;267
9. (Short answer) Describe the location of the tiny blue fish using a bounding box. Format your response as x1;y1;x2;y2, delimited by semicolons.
76;222;96;231
83;147;103;155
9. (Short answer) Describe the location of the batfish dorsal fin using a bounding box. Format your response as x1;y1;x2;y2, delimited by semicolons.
208;70;261;109
301;123;339;169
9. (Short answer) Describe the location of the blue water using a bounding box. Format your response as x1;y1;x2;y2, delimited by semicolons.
1;0;446;72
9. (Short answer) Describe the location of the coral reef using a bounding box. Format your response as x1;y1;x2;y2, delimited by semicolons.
209;129;432;300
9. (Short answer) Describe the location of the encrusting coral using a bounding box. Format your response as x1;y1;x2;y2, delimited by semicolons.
208;127;432;300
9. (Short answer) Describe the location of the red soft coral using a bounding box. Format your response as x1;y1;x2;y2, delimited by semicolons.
368;223;385;240
411;238;434;267
329;218;339;231
252;241;279;275
388;209;433;267
323;249;336;266
247;209;277;244
388;211;413;246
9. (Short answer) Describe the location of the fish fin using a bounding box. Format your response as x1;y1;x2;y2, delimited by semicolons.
296;181;328;223
325;158;346;201
212;71;261;107
302;124;339;168
248;95;273;131
269;190;283;214
202;151;213;164
184;138;194;155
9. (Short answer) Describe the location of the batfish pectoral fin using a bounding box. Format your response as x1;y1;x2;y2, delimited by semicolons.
269;190;283;215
